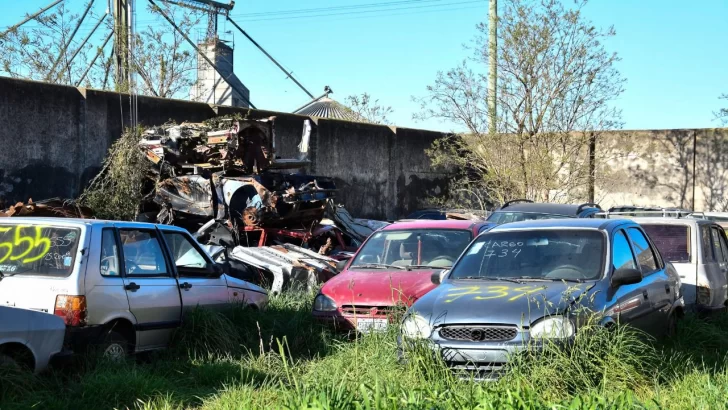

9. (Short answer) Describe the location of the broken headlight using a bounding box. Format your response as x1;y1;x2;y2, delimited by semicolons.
313;294;337;312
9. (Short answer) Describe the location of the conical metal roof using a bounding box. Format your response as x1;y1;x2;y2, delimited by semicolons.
293;87;362;121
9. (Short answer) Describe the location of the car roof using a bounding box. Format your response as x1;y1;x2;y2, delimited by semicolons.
0;217;189;232
494;202;595;216
489;218;631;231
383;219;486;231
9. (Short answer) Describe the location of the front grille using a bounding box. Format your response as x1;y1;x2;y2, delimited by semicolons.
439;326;517;342
340;305;402;315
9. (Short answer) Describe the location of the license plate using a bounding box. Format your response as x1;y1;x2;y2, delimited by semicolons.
356;318;388;333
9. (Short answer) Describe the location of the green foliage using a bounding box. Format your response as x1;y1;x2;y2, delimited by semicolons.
4;295;728;410
79;128;151;221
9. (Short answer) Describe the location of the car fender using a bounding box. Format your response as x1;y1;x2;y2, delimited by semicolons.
95;311;138;328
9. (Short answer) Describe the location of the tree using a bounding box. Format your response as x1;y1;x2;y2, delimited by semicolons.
344;93;394;125
416;0;627;207
718;94;728;126
0;1;203;99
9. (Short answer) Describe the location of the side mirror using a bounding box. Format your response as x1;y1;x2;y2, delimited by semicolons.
611;267;642;287
431;269;449;285
335;258;349;272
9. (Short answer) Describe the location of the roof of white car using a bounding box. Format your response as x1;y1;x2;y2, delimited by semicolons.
629;217;715;226
0;217;187;232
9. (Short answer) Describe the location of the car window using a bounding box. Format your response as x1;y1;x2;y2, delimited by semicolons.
702;226;715;263
119;229;168;276
613;230;637;272
162;231;210;275
449;229;605;281
710;227;728;264
0;224;81;277
626;228;659;273
641;224;691;263
100;229;120;277
350;229;473;269
487;212;572;224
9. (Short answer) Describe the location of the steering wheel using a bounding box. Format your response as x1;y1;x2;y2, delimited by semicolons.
545;264;587;280
428;256;455;267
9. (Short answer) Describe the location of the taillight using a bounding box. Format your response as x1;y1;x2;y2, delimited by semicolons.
697;286;711;306
54;295;87;326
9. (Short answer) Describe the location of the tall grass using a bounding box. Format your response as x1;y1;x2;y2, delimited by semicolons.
3;293;728;410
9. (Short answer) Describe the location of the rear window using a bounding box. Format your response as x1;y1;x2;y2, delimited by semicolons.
0;224;81;276
487;212;573;224
641;224;691;263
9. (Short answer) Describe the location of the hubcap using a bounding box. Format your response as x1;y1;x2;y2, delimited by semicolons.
103;343;125;360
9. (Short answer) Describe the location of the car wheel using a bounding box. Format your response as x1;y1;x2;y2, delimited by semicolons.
0;353;20;370
666;314;678;338
100;331;129;361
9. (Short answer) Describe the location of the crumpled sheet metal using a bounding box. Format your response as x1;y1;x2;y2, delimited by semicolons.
0;198;93;218
229;243;339;294
326;201;389;243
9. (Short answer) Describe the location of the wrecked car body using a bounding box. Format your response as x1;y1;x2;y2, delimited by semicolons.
139;116;336;240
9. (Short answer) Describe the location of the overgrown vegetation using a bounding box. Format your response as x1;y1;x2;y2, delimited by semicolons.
418;0;632;207
79;128;151;221
3;292;728;409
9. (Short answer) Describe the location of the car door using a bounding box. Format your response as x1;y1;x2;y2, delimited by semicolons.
159;229;229;312
607;229;656;335
708;225;728;307
116;225;182;350
625;227;670;333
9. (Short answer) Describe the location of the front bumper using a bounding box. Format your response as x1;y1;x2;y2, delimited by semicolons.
313;311;394;332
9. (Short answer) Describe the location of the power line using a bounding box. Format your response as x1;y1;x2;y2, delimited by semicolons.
228;0;445;18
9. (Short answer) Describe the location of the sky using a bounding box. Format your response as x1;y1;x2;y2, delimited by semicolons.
1;0;727;133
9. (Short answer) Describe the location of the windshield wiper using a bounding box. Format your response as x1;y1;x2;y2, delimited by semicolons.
351;263;406;270
552;278;585;283
404;265;450;271
456;276;524;284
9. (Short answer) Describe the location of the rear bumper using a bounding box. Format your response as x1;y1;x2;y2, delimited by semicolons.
63;325;106;353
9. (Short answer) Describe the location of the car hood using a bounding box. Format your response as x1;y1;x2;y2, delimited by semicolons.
321;268;438;306
413;279;596;326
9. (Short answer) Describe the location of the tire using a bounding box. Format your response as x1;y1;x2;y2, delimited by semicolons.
666;313;678;338
99;331;129;362
0;353;20;370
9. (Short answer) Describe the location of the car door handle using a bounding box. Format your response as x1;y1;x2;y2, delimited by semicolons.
125;282;141;291
179;282;192;290
665;284;670;294
642;290;649;299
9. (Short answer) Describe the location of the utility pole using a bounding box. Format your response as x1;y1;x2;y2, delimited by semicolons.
113;0;130;90
487;0;497;135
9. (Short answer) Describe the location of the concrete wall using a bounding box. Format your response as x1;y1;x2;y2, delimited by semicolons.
0;77;446;219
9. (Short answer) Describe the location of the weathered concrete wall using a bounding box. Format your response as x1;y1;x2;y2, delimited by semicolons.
0;77;445;219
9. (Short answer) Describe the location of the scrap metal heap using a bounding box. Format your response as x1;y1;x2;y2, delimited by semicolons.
139;116;337;241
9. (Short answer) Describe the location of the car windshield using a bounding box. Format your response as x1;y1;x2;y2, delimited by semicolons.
449;230;605;281
0;224;81;277
487;212;573;224
641;224;691;263
349;229;473;270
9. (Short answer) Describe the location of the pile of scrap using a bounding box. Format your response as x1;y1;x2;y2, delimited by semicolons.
229;243;341;294
325;200;390;243
139;116;336;239
0;198;93;218
444;210;488;221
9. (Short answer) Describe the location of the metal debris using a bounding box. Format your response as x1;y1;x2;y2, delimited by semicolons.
0;198;93;218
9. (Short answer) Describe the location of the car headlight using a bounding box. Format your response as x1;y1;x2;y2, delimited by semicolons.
313;294;337;312
401;314;432;339
530;316;574;339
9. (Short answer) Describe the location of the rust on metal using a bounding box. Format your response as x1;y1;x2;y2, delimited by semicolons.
0;198;93;218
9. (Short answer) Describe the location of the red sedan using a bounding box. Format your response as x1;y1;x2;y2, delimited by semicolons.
312;220;493;332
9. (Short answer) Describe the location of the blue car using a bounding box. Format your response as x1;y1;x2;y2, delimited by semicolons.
399;218;684;380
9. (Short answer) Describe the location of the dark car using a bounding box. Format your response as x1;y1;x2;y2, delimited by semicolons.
486;200;602;224
399;218;684;380
405;209;489;221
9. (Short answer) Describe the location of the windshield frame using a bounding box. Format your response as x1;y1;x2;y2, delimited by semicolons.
348;227;474;271
445;227;608;282
0;222;84;278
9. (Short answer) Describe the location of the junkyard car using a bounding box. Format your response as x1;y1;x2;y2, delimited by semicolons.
635;217;728;313
487;200;602;224
0;217;268;358
687;212;728;229
0;306;66;372
400;219;684;379
313;220;493;332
